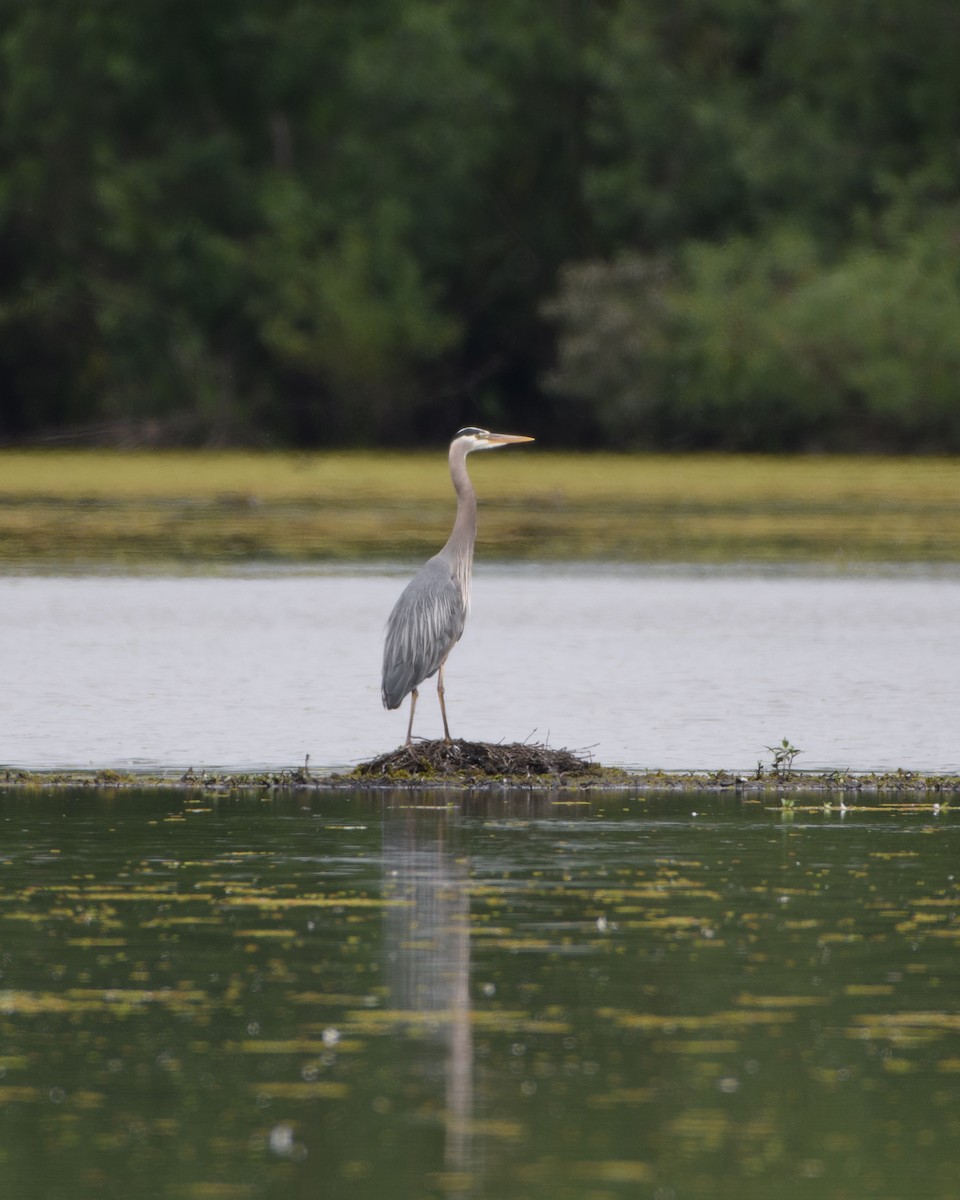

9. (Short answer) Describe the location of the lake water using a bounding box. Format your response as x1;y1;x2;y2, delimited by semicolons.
1;565;958;774
0;787;956;1200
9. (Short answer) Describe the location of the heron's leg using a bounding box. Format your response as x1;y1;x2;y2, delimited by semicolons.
404;688;418;747
437;662;452;743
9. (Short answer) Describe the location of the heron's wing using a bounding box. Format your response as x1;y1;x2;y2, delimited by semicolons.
382;557;466;710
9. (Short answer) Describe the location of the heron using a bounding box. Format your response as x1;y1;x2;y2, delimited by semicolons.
382;427;534;746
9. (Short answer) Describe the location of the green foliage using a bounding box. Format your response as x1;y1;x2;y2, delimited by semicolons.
2;0;960;447
545;213;960;450
541;255;676;445
251;181;460;443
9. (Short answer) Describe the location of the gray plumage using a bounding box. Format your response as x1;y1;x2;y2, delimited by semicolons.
382;427;533;745
382;556;467;710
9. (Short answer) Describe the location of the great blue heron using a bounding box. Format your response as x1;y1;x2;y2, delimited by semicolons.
382;427;534;745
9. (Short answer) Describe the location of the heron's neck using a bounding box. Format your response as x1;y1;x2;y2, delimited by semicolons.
442;445;477;578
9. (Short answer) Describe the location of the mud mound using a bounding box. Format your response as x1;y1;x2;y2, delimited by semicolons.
353;738;600;781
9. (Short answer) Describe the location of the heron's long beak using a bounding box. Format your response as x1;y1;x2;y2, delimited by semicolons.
484;433;535;445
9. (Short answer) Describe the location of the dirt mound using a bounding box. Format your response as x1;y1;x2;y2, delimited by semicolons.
352;738;601;781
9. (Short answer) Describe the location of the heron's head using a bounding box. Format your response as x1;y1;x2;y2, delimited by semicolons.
453;427;535;453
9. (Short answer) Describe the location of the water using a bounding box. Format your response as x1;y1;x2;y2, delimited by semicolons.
1;565;958;774
0;787;956;1200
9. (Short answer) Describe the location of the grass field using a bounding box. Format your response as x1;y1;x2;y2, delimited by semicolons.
1;449;958;565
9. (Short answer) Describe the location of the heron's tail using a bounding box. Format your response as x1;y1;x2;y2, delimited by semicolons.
381;664;416;711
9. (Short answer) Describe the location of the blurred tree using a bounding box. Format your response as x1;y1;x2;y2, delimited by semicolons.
542;255;676;446
545;0;960;450
2;0;960;448
545;212;960;451
2;0;269;440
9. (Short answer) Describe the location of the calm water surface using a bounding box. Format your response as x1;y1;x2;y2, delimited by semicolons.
0;789;956;1200
1;565;958;773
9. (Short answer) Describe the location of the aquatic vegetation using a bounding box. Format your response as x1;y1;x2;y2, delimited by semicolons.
0;786;956;1199
2;450;960;564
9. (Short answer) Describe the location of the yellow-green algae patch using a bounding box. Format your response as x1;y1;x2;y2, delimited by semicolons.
572;1159;653;1184
219;895;410;910
245;1082;349;1100
3;450;960;565
0;986;209;1015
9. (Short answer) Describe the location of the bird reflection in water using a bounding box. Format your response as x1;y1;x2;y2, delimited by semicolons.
381;803;476;1193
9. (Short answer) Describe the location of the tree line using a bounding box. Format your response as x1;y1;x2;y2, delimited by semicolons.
2;0;959;450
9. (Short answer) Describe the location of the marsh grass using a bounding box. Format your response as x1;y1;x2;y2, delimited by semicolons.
1;449;958;564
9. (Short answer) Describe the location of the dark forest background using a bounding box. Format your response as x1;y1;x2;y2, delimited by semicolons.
3;1;960;450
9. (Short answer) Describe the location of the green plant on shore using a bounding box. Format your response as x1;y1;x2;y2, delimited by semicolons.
765;737;803;780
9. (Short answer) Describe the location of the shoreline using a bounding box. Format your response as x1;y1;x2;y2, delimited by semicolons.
3;450;960;566
3;765;958;797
